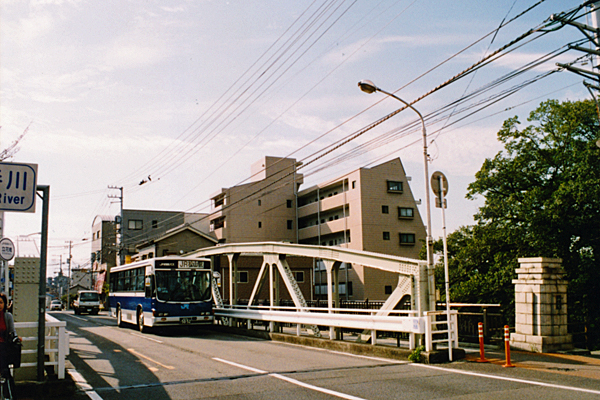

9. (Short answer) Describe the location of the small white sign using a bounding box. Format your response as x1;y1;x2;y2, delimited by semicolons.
0;237;15;261
0;162;38;213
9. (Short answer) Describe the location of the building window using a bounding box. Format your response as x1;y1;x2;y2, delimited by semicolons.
399;207;414;218
152;220;158;229
210;216;225;231
128;220;143;230
400;233;416;245
382;205;389;214
387;180;403;193
294;271;304;283
237;271;248;283
258;199;261;206
352;180;356;189
213;194;225;208
258;221;262;228
287;220;293;230
385;285;393;295
287;199;292;208
383;232;390;240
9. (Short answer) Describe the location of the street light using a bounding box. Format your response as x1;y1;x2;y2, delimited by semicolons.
358;80;435;311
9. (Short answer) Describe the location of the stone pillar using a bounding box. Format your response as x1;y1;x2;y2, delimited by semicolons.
13;257;41;380
511;257;572;353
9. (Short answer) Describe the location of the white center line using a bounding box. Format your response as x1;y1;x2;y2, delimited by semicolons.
411;363;600;395
212;357;367;400
212;357;267;374
270;373;367;400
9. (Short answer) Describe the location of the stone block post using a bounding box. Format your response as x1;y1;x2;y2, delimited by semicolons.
510;257;572;353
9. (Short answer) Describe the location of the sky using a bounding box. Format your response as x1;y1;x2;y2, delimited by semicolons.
0;0;593;277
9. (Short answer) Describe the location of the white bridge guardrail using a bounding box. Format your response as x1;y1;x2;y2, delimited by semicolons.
15;314;69;379
215;305;427;346
215;305;457;351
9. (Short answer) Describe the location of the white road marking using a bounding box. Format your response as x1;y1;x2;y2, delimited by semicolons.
271;373;367;400
212;357;367;400
130;332;163;343
128;348;175;370
411;363;600;395
68;368;104;400
212;357;267;374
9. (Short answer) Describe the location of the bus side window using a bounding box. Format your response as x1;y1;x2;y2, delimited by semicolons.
145;275;155;298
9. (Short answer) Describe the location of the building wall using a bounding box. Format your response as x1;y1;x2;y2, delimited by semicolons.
155;230;218;257
121;210;186;255
209;156;302;243
297;158;425;301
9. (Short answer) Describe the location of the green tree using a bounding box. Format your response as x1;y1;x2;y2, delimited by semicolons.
435;99;600;347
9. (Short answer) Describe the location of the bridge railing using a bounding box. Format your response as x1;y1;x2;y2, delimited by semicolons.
215;304;425;347
15;314;70;380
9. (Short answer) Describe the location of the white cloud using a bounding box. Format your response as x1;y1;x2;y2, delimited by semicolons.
17;12;54;42
103;38;169;69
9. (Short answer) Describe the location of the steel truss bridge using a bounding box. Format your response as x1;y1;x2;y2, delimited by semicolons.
187;242;456;352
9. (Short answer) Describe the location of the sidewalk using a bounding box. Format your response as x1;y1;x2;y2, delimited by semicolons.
462;345;600;381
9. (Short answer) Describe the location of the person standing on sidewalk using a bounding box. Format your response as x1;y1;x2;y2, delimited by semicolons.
0;293;18;397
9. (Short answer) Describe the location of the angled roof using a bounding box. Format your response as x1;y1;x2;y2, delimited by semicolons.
135;223;218;250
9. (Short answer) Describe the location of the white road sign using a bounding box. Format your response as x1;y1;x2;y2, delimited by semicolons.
0;237;15;261
0;162;38;213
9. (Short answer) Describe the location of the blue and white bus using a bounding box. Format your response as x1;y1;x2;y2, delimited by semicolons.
109;257;214;332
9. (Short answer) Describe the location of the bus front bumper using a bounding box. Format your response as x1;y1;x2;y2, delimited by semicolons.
151;315;214;326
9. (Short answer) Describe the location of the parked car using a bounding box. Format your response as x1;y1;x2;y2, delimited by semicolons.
72;290;100;315
50;300;63;311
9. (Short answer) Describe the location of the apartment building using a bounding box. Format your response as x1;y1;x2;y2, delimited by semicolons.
297;158;426;300
209;156;426;301
209;156;302;243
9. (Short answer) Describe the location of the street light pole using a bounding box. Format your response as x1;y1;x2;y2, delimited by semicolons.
358;80;435;311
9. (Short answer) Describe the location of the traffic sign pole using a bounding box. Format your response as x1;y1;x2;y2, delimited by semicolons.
431;171;452;360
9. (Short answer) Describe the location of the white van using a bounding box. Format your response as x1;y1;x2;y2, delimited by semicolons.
73;290;101;315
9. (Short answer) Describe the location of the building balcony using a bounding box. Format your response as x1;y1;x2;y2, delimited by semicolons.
298;217;347;241
298;193;347;218
298;202;319;218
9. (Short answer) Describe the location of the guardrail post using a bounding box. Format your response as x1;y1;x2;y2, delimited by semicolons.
477;322;488;362
503;325;514;368
424;312;432;352
57;325;66;379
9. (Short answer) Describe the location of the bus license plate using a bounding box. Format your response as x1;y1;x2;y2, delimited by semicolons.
181;318;191;324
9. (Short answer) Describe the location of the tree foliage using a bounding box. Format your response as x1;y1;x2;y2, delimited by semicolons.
433;99;600;346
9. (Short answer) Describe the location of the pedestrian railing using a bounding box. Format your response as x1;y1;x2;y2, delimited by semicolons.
14;315;69;379
424;310;458;352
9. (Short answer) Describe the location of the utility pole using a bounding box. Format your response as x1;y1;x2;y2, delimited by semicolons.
108;186;123;265
66;241;72;309
554;3;600;88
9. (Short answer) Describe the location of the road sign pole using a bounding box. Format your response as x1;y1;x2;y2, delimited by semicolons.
37;185;49;382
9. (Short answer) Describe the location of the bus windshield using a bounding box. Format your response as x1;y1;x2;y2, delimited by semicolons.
155;269;211;302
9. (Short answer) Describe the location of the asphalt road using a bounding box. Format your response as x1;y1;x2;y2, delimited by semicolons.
48;311;600;400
